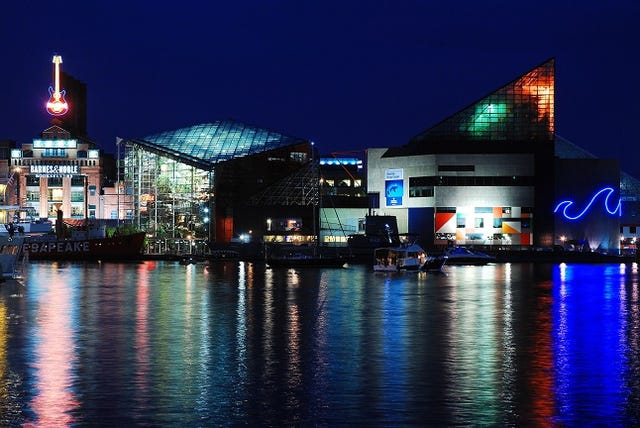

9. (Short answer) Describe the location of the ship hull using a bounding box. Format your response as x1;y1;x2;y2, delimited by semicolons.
23;232;146;261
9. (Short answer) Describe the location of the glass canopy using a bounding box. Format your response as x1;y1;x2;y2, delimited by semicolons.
131;120;308;169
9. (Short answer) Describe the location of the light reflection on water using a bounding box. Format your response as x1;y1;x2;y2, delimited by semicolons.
0;261;639;425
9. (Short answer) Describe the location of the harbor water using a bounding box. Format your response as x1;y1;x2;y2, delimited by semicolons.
1;260;639;426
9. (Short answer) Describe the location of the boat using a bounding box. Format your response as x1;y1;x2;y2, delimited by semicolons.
347;214;401;259
0;236;25;279
374;242;442;272
265;244;351;268
442;246;496;265
0;206;54;236
421;254;448;272
23;231;146;261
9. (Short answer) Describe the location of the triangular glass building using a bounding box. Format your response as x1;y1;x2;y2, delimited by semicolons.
387;58;555;157
367;57;631;252
368;59;559;249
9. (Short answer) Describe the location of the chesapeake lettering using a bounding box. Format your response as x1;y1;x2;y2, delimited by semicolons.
24;241;90;253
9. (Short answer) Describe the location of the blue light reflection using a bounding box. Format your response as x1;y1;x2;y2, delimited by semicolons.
553;264;629;424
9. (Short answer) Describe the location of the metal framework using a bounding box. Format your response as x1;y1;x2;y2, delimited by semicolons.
247;161;319;206
121;120;309;242
123;143;213;240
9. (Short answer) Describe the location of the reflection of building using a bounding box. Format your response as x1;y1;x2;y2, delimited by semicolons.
365;58;636;252
122;120;313;243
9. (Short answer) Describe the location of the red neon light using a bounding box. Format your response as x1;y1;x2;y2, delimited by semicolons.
46;55;69;116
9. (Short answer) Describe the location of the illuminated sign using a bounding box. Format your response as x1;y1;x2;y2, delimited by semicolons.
10;149;21;158
46;55;69;116
30;164;79;177
88;150;99;158
385;169;404;207
554;187;622;220
33;139;77;149
385;169;403;180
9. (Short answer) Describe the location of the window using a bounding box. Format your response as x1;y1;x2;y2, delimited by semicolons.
71;191;84;202
48;189;63;201
475;207;492;213
26;175;40;186
48;177;62;187
70;205;84;217
438;164;475;172
475;218;484;228
27;191;40;202
409;176;435;197
43;148;67;158
289;152;307;162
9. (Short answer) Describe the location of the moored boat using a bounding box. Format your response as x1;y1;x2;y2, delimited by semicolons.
265;244;351;268
0;236;25;279
443;246;496;265
421;255;448;272
374;243;429;272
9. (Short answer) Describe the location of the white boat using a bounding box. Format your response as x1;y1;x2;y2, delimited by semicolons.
0;236;25;279
374;243;437;272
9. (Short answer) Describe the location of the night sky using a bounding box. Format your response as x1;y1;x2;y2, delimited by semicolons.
2;1;639;175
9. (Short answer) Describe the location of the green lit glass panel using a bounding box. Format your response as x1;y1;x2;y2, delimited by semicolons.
408;58;555;147
466;103;508;136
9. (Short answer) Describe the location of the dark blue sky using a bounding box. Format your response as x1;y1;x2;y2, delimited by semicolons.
2;1;639;174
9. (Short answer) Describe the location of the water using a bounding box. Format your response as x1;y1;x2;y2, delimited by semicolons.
1;260;639;426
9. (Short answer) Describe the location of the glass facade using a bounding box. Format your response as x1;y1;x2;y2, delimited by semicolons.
124;146;212;239
124;120;309;241
409;58;555;146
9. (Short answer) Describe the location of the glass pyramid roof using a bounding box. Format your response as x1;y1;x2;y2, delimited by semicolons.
387;58;555;157
131;120;308;169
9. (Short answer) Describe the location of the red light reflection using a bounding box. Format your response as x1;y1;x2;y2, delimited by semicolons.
26;278;79;426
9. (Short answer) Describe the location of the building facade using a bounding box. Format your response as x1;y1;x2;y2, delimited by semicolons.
365;58;627;252
122;120;313;248
9;126;105;221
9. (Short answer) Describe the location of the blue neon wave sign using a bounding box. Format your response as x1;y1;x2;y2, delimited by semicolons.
554;187;622;220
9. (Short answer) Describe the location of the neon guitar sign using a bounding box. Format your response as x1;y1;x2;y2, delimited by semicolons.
46;55;69;116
